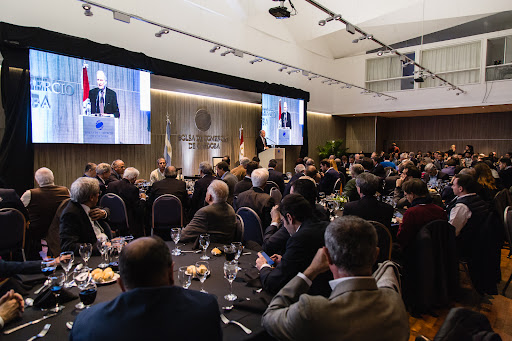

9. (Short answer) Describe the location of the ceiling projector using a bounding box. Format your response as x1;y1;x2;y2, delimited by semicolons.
269;4;291;19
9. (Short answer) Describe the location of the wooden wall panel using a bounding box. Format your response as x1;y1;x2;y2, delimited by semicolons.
345;117;376;153
306;114;346;163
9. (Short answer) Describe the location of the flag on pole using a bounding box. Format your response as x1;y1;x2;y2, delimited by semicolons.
164;117;172;166
82;63;91;115
239;125;244;160
278;99;282;121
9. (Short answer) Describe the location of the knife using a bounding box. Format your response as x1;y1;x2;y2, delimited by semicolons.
3;313;58;335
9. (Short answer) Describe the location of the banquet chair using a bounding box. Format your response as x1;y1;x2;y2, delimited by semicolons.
46;198;71;257
333;178;342;193
100;193;129;236
234;214;244;242
265;181;279;194
502;206;512;296
236;207;264;245
368;221;392;264
0;208;27;261
270;187;282;204
152;194;183;237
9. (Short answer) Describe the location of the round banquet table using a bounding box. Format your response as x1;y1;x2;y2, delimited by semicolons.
2;242;274;341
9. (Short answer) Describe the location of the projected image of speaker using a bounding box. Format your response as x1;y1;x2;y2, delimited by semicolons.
261;94;304;147
29;49;151;144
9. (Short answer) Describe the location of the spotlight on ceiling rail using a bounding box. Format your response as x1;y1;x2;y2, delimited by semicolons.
82;3;93;16
155;28;170;37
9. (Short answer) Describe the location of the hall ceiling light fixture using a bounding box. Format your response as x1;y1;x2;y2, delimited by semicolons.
278;66;288;72
249;58;263;64
287;69;301;75
220;49;234;56
209;45;221;53
307;75;320;80
155;28;169;37
82;3;93;16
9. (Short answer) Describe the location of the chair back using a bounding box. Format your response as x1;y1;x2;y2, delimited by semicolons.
265;181;279;194
234;214;244;242
152;194;183;232
46;198;71;257
333;178;342;193
368;220;392;263
99;193;129;229
236;207;263;245
504;206;512;253
270;187;282;204
0;208;27;261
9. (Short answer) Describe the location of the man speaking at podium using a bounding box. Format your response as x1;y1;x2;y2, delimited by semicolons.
256;129;270;155
89;70;120;118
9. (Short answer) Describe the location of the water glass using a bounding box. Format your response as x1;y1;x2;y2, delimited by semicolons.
79;243;93;269
178;266;192;289
97;239;110;269
49;273;65;312
41;259;56;276
223;245;236;262
195;261;210;293
78;280;97;309
231;242;243;261
73;268;91;309
223;261;238;301
59;251;74;288
170;228;182;256
123;235;134;244
199;234;210;260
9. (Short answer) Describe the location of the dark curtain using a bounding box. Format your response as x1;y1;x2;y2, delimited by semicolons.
0;47;33;195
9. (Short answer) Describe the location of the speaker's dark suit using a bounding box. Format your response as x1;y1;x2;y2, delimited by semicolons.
256;136;268;154
343;195;394;229
59;201;112;255
268;169;285;194
259;218;330;295
89;87;120;118
147;177;188;209
70;286;222;341
106;179;145;237
281;112;292;129
190;174;216;217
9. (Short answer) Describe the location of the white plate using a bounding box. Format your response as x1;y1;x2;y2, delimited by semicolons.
93;273;120;285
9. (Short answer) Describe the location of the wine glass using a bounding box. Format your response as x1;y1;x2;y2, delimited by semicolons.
123;235;134;244
78;280;97;309
195;261;210;293
59;251;74;288
170;228;182;256
223;261;239;301
79;243;93;269
41;259;56;276
178;266;192;289
73;268;90;309
49;273;65;312
231;242;243;261
110;237;125;268
97;239;110;269
199;234;210;260
223;245;236;262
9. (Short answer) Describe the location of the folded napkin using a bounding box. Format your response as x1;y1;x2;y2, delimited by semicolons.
15;273;47;285
233;296;271;314
243;268;262;288
33;287;78;309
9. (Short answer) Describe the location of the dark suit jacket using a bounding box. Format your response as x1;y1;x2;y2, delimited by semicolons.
221;171;238;206
106;179;144;237
234;177;253;196
147;177;188;209
318;168;340;195
59;201;112;255
108;169;122;182
0;259;41;278
0;188;29;220
281;112;292;129
423;171;450;184
256;136;268;154
283;172;304;196
181;202;237;243
268;169;285;194
190;174;216;217
371;164;386;178
70;286;222;341
259;218;330;295
95;176;108;198
343;195;394;229
89;87;120;118
499;167;512;190
234;187;275;228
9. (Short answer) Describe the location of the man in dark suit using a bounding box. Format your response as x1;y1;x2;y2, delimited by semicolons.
95;163;111;198
189;162;216;218
283;164;305;196
234;168;275;229
147;166;188;209
256;194;329;295
343;173;394;229
268;159;285;194
106;167;145;237
256;130;269;155
280;101;292;129
181;180;237;243
109;159;125;182
234;161;259;196
70;236;222;341
88;70;120;118
498;157;512;189
0;186;28;221
318;159;339;195
60;177;112;255
423;163;449;185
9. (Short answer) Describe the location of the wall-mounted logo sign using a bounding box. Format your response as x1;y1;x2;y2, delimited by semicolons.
195;109;211;131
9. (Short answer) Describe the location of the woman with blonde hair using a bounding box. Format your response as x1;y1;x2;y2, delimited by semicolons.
473;162;498;202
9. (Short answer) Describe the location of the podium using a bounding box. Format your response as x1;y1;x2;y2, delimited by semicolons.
277;128;291;145
78;115;119;144
259;148;286;173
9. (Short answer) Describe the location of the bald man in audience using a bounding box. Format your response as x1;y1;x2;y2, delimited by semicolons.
181;180;236;243
109;159;125;182
70;236;222;340
21;167;70;259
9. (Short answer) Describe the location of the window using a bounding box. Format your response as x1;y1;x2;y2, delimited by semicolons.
420;41;481;88
366;53;415;92
486;36;512;81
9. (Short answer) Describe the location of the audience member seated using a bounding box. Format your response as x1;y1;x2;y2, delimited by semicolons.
215;161;237;206
393;165;422;208
149;158;166;184
267;159;285;194
0;290;24;330
498;157;512;189
423;163;449;186
256;194;329;295
70;236;222;341
234;161;259;196
262;216;409;341
83;162;97;178
60;177;112;255
189;162;216;218
381;153;396;169
343;172;394;229
396;179;447;250
283;164;305;196
342;164;364;202
21;167;70;260
95;162;111;198
473;162;499;202
181;180;236;243
443;158;457;177
109;159;126;182
370;156;386;178
147;166;188;210
305;165;321;184
231;157;250;181
434;152;445;171
0;178;28;220
234;168;275;228
318;159;340;195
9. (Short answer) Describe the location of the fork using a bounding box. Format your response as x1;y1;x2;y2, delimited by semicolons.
220;314;252;334
27;324;51;341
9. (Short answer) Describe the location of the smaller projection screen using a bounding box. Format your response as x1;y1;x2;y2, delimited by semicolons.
261;94;304;146
29;49;151;144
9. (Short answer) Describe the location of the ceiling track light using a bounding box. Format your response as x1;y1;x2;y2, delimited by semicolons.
220;49;234;57
308;75;320;80
321;79;331;84
302;71;310;76
249;58;263;64
209;45;221;53
278;66;288;72
345;85;352;89
155;28;170;37
82;3;93;16
377;50;383;56
287;69;300;75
